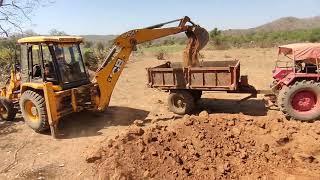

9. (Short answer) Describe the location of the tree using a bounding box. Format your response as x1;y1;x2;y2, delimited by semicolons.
0;38;18;82
309;29;320;43
49;28;67;36
83;48;98;70
84;41;93;48
209;28;226;47
0;0;50;37
24;29;38;36
96;42;104;52
209;28;221;40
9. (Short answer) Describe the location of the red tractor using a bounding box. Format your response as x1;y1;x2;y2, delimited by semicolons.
272;43;320;121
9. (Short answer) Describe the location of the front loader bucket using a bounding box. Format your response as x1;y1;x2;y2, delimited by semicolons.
183;26;209;67
193;26;209;50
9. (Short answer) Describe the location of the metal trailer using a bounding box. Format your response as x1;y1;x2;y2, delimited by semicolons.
147;60;259;114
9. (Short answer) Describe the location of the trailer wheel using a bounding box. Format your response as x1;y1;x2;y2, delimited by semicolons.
0;98;16;121
190;90;202;102
20;90;49;132
168;91;195;115
279;80;320;121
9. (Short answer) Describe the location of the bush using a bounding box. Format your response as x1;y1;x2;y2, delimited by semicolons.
83;48;98;71
207;28;320;49
309;30;320;42
0;39;18;84
154;49;167;60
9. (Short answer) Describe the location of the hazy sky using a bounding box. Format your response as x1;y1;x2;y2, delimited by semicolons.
27;0;320;35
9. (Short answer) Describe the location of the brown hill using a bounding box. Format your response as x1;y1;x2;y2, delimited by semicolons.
81;16;320;42
224;16;320;35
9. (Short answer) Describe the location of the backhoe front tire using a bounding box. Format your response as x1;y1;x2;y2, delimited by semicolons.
279;80;320;121
20;90;49;132
0;98;16;121
168;90;195;115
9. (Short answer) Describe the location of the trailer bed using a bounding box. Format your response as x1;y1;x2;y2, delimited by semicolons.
147;60;241;91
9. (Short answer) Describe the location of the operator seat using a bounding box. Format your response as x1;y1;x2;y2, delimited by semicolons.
32;64;41;78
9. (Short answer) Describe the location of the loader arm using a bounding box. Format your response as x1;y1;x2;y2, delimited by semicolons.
93;16;208;111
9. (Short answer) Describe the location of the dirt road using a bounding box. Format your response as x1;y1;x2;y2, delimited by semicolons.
0;48;303;179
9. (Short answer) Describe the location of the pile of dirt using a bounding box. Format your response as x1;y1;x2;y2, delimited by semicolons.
87;113;320;179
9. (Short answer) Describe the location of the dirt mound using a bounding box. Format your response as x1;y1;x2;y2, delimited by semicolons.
87;113;320;179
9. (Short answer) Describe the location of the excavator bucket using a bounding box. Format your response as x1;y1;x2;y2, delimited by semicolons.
183;26;209;67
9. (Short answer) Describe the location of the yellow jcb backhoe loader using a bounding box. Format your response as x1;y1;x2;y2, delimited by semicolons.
0;16;208;137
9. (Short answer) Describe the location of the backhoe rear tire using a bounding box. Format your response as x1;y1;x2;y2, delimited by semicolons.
20;90;49;132
168;90;195;115
0;98;16;121
279;80;320;121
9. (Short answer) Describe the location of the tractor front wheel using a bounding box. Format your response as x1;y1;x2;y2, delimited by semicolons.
0;98;16;121
279;80;320;121
20;90;49;132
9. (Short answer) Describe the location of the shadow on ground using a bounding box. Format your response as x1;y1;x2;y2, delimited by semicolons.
198;98;267;116
0;118;24;137
56;106;149;139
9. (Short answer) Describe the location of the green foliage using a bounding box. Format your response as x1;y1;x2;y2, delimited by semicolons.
209;28;221;40
309;29;320;42
163;37;176;46
208;28;320;49
0;39;19;83
82;48;98;70
0;39;17;64
84;41;93;48
96;42;105;52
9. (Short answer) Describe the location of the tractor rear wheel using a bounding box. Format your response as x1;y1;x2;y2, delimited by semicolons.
20;90;49;132
0;98;16;121
168;90;195;115
277;86;288;107
279;80;320;121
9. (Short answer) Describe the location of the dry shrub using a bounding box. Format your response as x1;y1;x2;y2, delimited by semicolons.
154;49;167;60
199;52;205;59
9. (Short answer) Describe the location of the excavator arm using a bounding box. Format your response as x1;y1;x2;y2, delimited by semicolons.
93;16;208;111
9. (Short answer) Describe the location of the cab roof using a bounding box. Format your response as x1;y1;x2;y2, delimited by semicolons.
17;36;83;44
278;43;320;60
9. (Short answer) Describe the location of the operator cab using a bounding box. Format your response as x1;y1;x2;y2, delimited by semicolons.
18;36;89;89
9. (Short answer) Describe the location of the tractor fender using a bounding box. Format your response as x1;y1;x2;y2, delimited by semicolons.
20;83;62;94
273;72;320;91
279;73;296;86
279;72;320;86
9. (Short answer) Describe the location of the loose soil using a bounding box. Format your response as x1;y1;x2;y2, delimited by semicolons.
88;113;320;179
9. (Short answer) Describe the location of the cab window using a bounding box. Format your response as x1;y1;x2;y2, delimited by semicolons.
42;45;57;82
53;44;87;83
31;45;41;79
